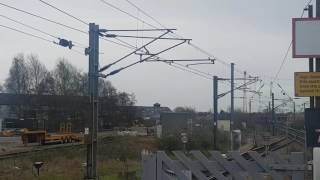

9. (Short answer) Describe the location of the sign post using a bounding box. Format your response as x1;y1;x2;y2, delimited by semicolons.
292;17;320;150
293;5;320;179
314;148;320;179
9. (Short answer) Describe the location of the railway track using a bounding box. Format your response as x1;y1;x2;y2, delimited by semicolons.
242;136;290;157
0;142;84;160
242;123;306;157
275;124;306;145
0;136;114;160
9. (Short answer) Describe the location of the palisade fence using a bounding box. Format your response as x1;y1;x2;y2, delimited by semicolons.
142;150;307;180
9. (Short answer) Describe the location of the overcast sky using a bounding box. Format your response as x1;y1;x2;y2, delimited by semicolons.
0;0;313;112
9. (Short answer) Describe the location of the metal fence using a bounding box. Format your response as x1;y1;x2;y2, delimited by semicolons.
142;150;306;180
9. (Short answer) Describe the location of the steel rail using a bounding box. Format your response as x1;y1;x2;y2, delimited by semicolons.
0;143;84;160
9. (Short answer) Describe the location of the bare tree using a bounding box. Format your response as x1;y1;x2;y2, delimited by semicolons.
117;92;136;106
37;72;56;95
75;73;87;96
5;54;30;94
174;106;196;114
27;54;48;94
53;58;83;96
99;79;117;97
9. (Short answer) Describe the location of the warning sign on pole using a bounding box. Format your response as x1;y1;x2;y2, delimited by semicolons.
294;72;320;97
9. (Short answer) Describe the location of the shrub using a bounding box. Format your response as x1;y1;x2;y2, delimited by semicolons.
157;136;182;151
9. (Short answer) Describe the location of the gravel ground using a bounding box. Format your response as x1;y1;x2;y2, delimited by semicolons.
0;136;27;154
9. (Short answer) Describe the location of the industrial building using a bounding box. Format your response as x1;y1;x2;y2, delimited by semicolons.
159;112;213;139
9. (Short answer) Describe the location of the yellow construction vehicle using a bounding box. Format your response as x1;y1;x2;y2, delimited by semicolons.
21;122;83;145
0;130;15;137
0;128;27;137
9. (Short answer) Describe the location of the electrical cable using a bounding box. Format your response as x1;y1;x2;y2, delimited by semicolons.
100;37;135;49
0;24;85;55
0;2;138;50
106;28;175;32
218;78;259;98
0;14;56;39
167;62;212;80
108;34;191;41
124;0;167;29
38;0;170;52
173;62;213;77
273;43;292;81
101;0;268;103
99;31;171;72
38;0;89;25
104;40;187;76
114;37;141;50
162;58;230;85
121;1;234;63
273;0;313;81
248;82;265;111
123;0;311;88
0;2;87;34
187;42;241;72
0;24;53;43
0;14;86;48
259;0;314;105
99;0;158;29
1;0;230;109
135;9;139;49
119;0;255;78
101;0;230;70
99;0;237;77
277;83;293;101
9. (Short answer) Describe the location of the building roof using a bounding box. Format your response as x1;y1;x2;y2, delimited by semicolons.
135;106;172;120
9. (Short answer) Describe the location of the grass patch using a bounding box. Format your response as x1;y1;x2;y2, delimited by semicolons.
0;136;156;180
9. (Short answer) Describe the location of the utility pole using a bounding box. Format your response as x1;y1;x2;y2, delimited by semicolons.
249;99;252;114
308;4;315;109
313;4;320;179
213;76;218;150
86;23;100;180
243;71;247;112
293;101;296;122
268;101;271;131
271;93;275;136
316;0;320;108
230;63;234;150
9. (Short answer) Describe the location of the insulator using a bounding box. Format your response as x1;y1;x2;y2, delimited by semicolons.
58;38;73;49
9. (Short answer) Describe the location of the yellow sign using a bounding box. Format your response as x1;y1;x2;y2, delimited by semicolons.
295;72;320;97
